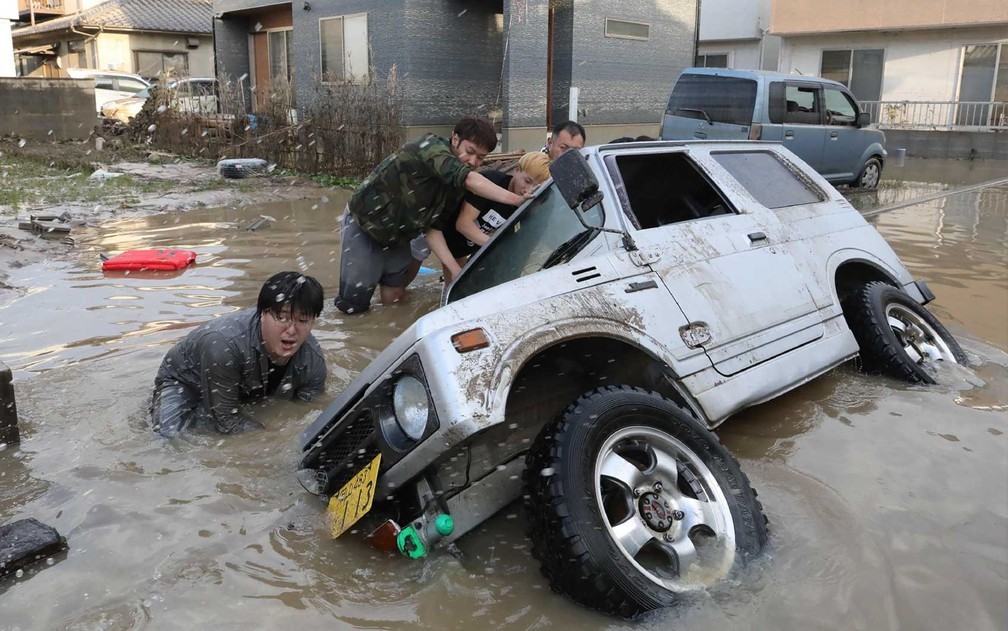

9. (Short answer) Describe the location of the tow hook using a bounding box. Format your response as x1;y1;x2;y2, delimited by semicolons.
396;513;454;559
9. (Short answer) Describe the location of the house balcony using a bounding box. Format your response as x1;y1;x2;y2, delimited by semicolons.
18;0;66;20
771;0;1008;36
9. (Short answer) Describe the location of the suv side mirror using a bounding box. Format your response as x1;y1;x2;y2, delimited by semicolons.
856;111;872;128
549;149;603;212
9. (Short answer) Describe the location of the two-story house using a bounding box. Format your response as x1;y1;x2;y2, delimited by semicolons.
212;0;699;150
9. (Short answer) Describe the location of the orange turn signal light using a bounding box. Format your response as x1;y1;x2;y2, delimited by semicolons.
451;328;490;353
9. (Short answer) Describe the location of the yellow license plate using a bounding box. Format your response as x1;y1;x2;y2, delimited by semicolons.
327;453;382;539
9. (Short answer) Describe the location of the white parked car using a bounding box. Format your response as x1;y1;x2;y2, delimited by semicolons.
297;141;966;617
100;77;219;123
66;68;150;116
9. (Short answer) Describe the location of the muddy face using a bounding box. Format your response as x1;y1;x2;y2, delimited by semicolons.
0;162;1005;629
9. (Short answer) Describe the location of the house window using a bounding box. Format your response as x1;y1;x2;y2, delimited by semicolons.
320;13;369;83
956;43;1007;126
604;18;649;41
268;29;294;84
820;49;884;101
135;51;189;80
695;53;729;68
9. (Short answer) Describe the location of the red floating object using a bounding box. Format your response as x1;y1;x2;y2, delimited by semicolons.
101;249;197;271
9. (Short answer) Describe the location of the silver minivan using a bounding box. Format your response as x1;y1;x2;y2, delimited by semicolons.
659;68;886;188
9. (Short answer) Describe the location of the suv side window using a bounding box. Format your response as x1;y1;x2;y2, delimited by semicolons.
712;151;825;209
117;77;148;93
94;76;114;90
784;84;822;124
611;152;734;229
824;87;858;126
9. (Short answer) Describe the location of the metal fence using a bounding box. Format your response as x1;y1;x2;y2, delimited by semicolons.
859;100;1008;131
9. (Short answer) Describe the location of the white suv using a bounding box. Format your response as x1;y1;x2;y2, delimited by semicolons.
298;142;965;618
66;69;150;116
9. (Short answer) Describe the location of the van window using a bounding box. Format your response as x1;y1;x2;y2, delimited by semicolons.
784;85;821;124
824;88;858;125
666;74;757;126
94;76;114;91
611;152;734;229
713;152;824;208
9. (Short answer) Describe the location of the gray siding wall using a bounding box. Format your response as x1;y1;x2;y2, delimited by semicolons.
402;0;503;126
502;0;549;129
214;17;251;85
565;0;696;126
290;0;405;110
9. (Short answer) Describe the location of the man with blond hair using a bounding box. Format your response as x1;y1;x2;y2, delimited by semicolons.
421;151;551;283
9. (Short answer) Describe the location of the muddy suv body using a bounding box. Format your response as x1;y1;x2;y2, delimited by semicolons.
298;141;963;617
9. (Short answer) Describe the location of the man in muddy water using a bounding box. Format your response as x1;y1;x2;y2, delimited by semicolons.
334;116;530;314
150;271;326;436
544;120;586;161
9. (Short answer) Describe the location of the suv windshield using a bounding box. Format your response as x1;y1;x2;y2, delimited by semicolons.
448;183;604;304
666;74;757;126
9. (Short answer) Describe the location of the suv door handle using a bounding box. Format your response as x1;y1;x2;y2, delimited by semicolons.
784;131;794;139
693;131;707;139
748;232;768;242
830;131;839;139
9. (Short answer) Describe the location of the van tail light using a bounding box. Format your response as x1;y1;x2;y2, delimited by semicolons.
748;124;762;140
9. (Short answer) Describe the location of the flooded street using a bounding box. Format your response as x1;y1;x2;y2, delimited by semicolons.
1;159;1005;629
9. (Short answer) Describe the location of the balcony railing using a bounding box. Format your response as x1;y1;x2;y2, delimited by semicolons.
18;0;65;16
860;100;1008;132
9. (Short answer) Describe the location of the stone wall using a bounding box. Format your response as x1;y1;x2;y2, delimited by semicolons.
0;78;96;140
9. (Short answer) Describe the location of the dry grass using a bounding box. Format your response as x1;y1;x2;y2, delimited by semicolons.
127;68;405;179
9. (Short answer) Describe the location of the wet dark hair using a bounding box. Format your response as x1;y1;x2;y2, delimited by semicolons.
552;120;586;142
257;271;324;319
453;116;498;153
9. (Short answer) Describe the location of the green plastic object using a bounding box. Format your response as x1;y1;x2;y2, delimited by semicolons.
434;514;454;536
397;525;426;559
396;514;454;560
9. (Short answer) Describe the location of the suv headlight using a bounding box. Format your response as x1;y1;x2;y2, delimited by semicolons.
392;376;429;440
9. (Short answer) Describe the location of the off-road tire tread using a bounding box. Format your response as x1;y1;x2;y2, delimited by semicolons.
842;281;965;384
522;385;768;618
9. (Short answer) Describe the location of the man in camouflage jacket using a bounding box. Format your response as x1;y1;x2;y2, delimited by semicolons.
334;116;528;314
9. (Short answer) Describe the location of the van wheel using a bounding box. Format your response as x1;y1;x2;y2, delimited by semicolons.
522;386;768;618
843;281;966;384
852;157;882;189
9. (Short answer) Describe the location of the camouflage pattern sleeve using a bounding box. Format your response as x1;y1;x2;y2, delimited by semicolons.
419;135;471;189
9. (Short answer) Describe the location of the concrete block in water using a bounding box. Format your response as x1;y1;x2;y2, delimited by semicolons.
0;518;67;577
0;361;17;445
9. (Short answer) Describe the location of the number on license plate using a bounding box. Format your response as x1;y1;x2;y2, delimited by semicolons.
327;453;382;538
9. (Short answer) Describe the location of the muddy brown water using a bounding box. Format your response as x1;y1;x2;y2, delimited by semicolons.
1;160;1005;629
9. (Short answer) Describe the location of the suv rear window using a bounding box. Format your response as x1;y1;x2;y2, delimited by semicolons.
666;75;757;126
713;152;825;208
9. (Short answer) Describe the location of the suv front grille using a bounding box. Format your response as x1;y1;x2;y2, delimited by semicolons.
313;412;378;494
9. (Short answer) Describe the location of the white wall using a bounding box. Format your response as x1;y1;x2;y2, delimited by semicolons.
0;0;15;77
698;0;778;70
779;26;1008;101
699;0;769;41
94;33;214;77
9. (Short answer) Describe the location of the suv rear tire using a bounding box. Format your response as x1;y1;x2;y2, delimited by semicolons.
522;386;768;618
843;281;966;383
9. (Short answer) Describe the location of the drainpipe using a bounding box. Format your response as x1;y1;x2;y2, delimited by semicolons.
69;24;100;68
693;0;701;65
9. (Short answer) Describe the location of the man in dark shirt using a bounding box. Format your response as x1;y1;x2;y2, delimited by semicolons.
334;116;529;314
150;272;326;436
425;152;550;282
